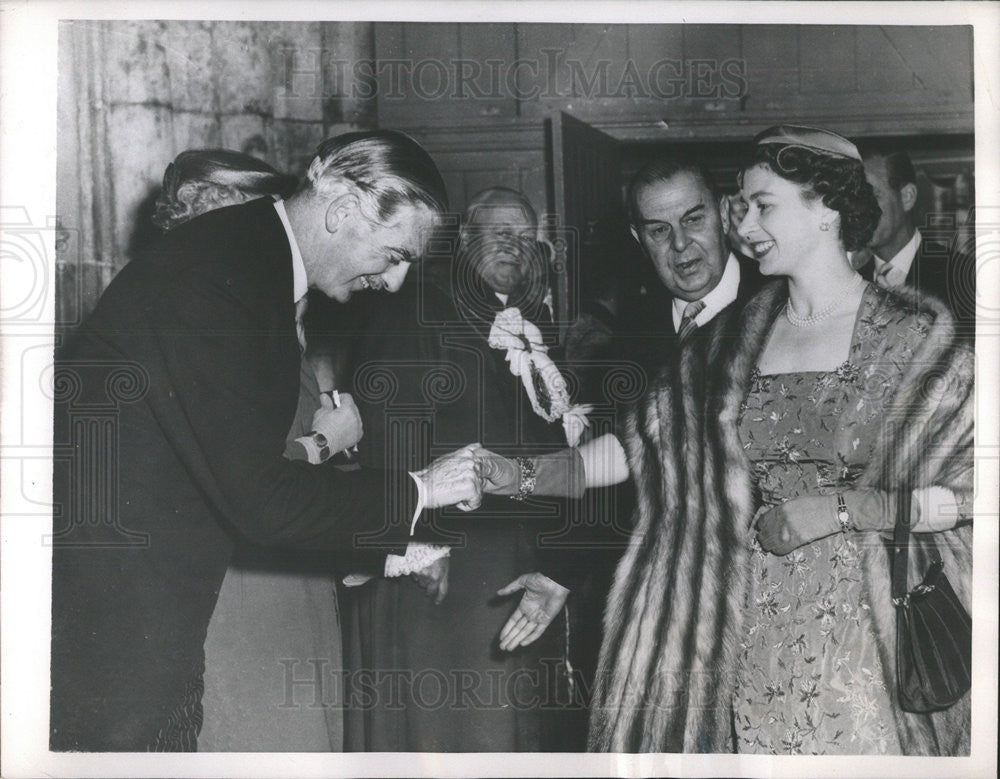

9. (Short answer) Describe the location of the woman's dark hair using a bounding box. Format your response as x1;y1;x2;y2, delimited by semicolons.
739;144;881;252
153;149;298;231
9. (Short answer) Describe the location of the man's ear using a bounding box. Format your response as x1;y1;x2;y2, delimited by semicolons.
899;182;918;214
718;195;731;235
324;193;360;234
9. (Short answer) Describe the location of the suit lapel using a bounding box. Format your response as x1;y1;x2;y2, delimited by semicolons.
907;238;949;302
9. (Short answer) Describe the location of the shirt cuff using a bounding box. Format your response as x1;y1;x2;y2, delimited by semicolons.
293;434;329;465
408;471;425;535
384;542;450;577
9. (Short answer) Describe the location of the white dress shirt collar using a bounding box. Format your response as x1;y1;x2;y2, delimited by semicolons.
873;228;921;288
273;199;308;303
671;253;742;332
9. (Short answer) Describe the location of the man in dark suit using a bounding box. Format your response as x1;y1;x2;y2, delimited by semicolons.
622;157;763;370
859;147;976;342
50;131;484;751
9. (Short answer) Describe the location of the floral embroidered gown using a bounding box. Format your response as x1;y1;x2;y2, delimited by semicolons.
732;285;926;755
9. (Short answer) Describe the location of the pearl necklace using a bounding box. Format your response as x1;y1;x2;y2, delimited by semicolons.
784;274;865;327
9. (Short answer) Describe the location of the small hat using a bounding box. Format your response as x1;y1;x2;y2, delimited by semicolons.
754;125;861;161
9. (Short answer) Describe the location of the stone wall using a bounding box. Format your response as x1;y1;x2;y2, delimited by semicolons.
56;20;376;326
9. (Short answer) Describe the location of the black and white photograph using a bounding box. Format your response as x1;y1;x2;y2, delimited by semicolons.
1;2;997;777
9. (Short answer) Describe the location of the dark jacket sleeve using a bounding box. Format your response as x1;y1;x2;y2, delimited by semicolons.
151;259;415;562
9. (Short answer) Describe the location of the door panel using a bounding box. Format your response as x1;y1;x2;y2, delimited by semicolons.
549;111;621;342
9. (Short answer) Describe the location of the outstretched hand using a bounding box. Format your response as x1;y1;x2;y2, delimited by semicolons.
416;443;485;511
496;572;569;651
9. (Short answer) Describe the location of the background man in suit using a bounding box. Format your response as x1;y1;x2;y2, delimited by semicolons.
622;157;763;370
50;131;484;751
859;147;976;341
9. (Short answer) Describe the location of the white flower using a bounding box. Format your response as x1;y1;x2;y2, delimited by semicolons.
489;308;545;355
488;307;578;429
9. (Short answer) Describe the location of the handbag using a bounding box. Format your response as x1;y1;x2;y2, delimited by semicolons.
891;487;972;713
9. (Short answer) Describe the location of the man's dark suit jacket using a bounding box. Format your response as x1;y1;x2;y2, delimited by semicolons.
621;252;764;375
859;231;976;342
50;197;416;751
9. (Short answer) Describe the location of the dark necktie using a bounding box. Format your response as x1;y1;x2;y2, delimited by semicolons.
677;299;706;340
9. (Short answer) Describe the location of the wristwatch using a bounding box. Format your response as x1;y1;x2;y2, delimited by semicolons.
307;430;331;463
836;493;851;532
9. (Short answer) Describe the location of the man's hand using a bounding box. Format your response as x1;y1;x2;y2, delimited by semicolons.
309;392;363;451
478;449;519;496
415;443;485;511
496;573;569;651
411;556;449;605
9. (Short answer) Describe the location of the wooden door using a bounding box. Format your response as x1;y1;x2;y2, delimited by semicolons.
549;111;621;343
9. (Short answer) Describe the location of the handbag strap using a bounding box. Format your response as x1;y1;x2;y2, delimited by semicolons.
891;487;913;602
892;486;944;603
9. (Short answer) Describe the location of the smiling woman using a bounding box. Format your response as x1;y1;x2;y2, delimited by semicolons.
477;126;975;755
736;128;881;373
582;127;975;754
703;127;974;756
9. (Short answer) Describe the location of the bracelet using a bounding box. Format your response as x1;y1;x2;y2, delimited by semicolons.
836;493;851;532
510;456;537;502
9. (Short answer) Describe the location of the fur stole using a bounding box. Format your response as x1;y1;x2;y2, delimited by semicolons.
588;280;974;754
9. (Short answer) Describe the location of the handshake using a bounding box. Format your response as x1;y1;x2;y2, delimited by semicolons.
414;443;522;511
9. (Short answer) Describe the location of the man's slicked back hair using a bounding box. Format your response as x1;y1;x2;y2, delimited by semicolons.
305;130;448;220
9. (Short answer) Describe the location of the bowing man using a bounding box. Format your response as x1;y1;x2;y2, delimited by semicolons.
50;131;485;751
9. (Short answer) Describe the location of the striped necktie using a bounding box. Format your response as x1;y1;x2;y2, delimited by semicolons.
677;299;706;340
294;297;308;352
